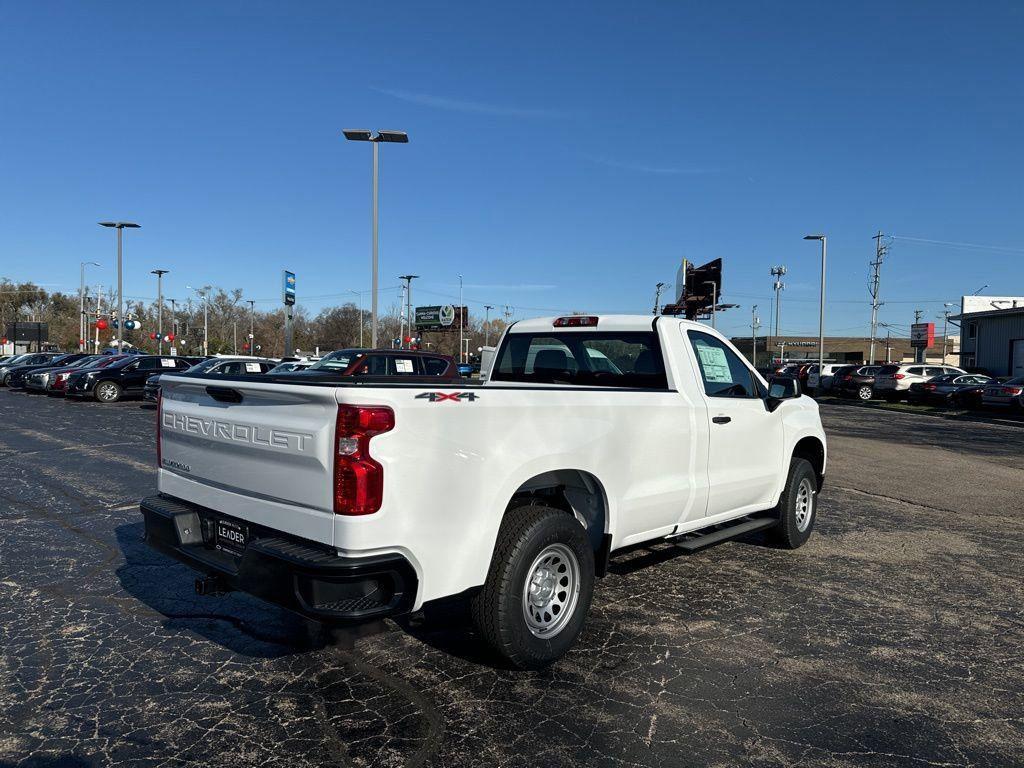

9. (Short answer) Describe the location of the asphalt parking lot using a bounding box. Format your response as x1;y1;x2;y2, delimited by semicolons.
1;392;1022;768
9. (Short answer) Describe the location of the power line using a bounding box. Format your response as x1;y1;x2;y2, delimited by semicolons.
891;235;1024;254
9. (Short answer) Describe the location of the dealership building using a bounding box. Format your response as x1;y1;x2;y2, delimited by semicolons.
955;297;1024;377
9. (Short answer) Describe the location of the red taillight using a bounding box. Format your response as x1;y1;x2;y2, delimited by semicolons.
156;389;162;469
553;315;599;327
894;373;905;380
334;405;395;515
1005;387;1023;396
923;383;937;390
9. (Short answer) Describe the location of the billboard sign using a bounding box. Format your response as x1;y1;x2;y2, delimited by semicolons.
415;305;467;331
910;322;935;349
283;271;296;306
5;322;48;343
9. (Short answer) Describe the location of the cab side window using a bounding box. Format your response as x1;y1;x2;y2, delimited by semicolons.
687;331;758;398
137;358;164;371
389;357;417;375
423;357;449;376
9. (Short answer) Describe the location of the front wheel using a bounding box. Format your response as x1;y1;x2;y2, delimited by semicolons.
471;503;595;670
95;381;122;403
767;458;818;549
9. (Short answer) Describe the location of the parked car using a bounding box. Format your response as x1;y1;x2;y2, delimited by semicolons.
144;357;274;402
267;360;314;374
806;364;847;393
5;353;88;389
144;314;826;669
950;382;990;410
907;373;992;405
45;355;130;395
835;364;883;401
296;348;459;378
0;352;67;386
456;362;474;377
873;363;966;401
981;377;1024;410
23;354;109;393
67;355;195;402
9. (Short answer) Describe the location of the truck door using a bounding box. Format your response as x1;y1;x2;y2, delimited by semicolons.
685;330;784;518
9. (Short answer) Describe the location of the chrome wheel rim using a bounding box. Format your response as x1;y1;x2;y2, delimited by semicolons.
522;543;580;639
795;478;815;532
97;383;118;402
859;387;871;400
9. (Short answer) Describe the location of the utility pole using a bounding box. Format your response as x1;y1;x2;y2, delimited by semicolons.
169;299;177;351
939;302;954;365
503;305;513;325
398;275;418;349
233;321;238;354
653;282;666;315
98;221;140;353
770;265;786;362
151;269;168;354
484;305;493;346
751;305;761;368
80;262;100;351
868;232;888;364
247;299;255;355
458;274;464;363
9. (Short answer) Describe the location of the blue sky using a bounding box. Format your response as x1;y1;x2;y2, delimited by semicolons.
1;1;1022;340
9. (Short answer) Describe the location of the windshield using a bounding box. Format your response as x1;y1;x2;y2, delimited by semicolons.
309;350;359;372
492;332;667;389
3;354;30;366
184;358;224;374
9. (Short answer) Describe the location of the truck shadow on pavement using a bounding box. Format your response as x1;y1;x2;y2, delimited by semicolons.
113;521;397;658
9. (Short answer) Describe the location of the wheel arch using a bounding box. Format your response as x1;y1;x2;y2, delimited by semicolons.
792;435;825;488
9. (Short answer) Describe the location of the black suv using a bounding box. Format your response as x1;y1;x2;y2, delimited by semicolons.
143;357;272;402
66;355;194;402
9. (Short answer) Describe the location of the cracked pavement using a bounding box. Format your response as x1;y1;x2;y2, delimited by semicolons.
1;391;1022;767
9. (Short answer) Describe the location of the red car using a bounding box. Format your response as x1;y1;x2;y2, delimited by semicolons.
45;354;129;395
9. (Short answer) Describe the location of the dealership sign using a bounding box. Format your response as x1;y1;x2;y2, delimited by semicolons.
283;271;296;306
910;322;935;349
415;305;467;331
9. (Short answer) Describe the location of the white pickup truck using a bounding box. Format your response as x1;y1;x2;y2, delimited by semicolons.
142;314;826;668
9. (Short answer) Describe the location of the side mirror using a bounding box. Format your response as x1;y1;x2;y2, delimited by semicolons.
766;376;800;411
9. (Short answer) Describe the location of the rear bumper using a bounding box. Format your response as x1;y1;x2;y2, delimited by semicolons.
141;494;417;624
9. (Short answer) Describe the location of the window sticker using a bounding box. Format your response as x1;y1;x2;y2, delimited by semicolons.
245;362;261;373
696;343;732;383
395;358;414;373
160;358;176;368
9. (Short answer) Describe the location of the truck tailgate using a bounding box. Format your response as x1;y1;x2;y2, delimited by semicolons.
158;376;338;545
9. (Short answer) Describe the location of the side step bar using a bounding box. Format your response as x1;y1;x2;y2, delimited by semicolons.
666;516;778;553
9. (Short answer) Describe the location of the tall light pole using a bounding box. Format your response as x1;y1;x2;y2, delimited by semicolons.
770;265;786;361
751;305;761;367
940;302;955;365
247;299;256;355
458;273;464;362
398;275;418;349
348;290;364;347
169;299;177;350
653;282;666;315
187;285;209;356
151;269;169;354
79;261;100;351
484;305;493;346
803;234;828;376
343;129;409;349
98;221;140;353
703;281;717;328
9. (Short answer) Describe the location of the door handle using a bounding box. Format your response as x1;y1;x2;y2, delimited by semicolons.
712;416;731;424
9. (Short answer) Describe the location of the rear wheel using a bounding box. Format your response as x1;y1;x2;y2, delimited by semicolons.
95;381;122;403
857;385;873;401
471;503;594;670
767;458;818;549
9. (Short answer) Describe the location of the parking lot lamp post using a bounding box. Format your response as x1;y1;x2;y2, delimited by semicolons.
169;299;176;349
247;300;256;355
187;286;209;356
151;270;169;354
803;234;827;375
79;262;100;351
458;273;464;362
343;129;409;349
98;222;140;353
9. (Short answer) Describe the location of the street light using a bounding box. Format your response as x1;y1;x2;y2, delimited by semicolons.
79;261;101;351
343;128;409;349
187;285;209;356
98;221;140;352
151;269;169;353
458;273;464;362
803;234;828;378
399;275;419;349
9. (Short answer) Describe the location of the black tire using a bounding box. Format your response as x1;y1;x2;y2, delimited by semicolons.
94;381;122;403
471;502;595;670
767;458;818;550
857;385;873;401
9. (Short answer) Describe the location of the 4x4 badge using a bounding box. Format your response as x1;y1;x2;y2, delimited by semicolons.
415;392;478;402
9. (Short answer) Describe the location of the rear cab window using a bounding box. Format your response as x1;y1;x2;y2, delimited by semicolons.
492;332;667;389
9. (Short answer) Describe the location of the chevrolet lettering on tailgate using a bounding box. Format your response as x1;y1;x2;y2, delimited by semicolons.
162;412;313;452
